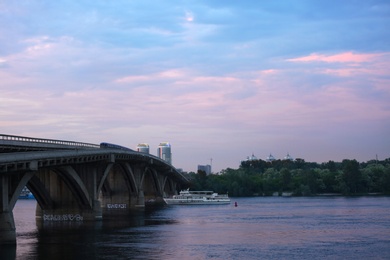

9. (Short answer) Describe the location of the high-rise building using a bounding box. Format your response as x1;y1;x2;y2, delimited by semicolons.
136;143;149;153
198;164;211;175
157;142;172;164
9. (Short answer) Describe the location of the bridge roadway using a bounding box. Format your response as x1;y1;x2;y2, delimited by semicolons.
0;134;189;245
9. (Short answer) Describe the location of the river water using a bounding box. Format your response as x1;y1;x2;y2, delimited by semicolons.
4;196;390;259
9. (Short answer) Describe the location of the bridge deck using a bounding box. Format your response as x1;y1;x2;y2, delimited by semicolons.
0;134;100;152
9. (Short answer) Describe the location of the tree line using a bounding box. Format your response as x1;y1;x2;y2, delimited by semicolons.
184;158;390;197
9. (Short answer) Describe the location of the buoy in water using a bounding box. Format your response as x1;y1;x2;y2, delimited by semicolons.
234;202;237;207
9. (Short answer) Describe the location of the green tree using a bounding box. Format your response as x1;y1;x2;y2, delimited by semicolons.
262;168;280;195
362;163;390;193
319;169;339;193
188;157;390;197
341;159;362;194
280;168;292;191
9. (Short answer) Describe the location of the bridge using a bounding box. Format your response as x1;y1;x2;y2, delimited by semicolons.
0;134;189;245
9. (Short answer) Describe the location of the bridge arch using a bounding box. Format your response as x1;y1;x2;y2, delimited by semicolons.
99;163;139;209
54;166;93;208
161;176;177;197
141;167;162;203
27;174;53;210
9;171;35;210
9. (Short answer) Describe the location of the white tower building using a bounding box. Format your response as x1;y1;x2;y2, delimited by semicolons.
136;143;150;153
157;142;172;164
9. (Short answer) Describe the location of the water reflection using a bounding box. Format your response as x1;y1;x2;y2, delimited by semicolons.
11;205;172;260
34;207;173;260
0;245;16;259
10;197;390;260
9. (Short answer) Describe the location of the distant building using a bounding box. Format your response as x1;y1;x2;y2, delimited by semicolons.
283;153;294;161
266;153;276;162
245;153;258;161
157;142;172;164
136;143;150;153
198;164;211;175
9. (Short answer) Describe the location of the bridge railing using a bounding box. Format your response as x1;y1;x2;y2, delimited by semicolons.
0;134;100;149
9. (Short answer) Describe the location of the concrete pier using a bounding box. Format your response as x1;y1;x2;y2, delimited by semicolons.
0;211;16;245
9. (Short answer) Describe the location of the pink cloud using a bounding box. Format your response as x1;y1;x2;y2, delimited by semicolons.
322;68;368;77
114;75;150;83
285;52;390;94
287;52;383;63
259;69;278;75
115;69;190;83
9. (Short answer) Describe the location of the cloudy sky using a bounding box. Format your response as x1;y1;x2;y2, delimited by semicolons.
1;1;389;172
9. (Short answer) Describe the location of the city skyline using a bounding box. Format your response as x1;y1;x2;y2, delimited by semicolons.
1;1;389;172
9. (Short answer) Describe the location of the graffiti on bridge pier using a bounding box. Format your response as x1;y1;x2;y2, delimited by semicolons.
43;214;84;222
106;203;127;209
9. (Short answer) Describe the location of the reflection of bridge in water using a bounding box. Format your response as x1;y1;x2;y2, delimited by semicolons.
0;134;189;244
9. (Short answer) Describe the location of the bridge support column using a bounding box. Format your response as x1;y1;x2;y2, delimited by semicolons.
132;165;145;207
92;199;102;220
0;175;16;244
0;211;16;245
136;189;144;207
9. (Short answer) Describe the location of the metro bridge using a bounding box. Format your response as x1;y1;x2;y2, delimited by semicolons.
0;134;189;245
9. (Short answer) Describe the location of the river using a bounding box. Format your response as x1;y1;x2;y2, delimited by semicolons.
4;196;390;259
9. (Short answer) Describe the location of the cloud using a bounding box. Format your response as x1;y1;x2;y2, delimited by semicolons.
185;11;194;22
259;69;278;75
284;52;390;103
287;52;383;63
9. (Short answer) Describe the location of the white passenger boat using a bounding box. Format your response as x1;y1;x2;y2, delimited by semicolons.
19;187;34;199
164;189;230;205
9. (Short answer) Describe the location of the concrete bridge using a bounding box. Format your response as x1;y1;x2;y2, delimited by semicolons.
0;134;189;244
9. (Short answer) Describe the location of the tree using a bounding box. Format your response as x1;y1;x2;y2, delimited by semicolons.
280;168;292;191
319;169;339;193
188;158;390;197
294;158;306;169
341;159;362;194
262;168;280;195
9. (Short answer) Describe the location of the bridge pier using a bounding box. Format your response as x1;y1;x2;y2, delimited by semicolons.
136;189;145;207
0;211;16;245
0;174;16;244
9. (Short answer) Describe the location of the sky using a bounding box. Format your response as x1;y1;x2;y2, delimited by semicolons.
1;0;389;173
